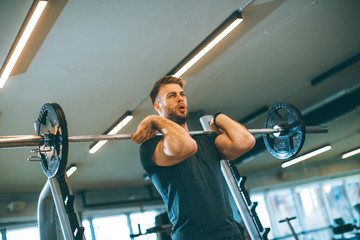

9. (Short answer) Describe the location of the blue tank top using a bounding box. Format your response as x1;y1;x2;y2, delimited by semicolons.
140;134;241;240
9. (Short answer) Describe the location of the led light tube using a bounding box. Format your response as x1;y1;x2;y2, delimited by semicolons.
108;115;134;135
342;148;360;159
66;165;77;177
89;141;107;154
281;145;332;168
173;18;243;78
89;115;133;154
0;1;47;88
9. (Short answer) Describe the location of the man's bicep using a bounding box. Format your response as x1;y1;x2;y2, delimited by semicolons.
214;134;241;160
153;139;196;167
152;140;177;166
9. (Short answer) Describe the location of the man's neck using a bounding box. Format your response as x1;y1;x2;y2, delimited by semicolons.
179;122;189;132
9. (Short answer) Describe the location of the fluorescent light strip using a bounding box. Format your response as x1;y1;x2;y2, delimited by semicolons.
281;145;332;168
108;115;133;134
89;115;133;154
173;18;243;78
89;140;108;154
66;165;77;177
0;1;47;88
342;147;360;159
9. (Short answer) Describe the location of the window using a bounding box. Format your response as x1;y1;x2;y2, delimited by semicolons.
294;185;329;228
267;189;302;237
294;185;332;239
92;215;131;240
345;176;360;220
346;181;360;204
251;193;274;239
82;218;93;240
322;180;353;224
130;211;158;240
251;174;360;240
6;226;39;240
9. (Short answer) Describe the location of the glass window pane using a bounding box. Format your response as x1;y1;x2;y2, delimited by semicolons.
346;178;360;206
306;229;333;240
345;177;360;227
267;189;302;238
323;181;353;224
93;215;131;240
6;226;40;240
130;211;158;240
82;219;93;240
251;193;274;239
294;185;330;230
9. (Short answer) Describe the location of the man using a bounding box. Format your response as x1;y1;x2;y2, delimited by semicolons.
132;76;255;240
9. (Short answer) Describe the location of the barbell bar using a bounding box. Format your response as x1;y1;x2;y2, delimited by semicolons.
0;126;328;149
0;102;328;178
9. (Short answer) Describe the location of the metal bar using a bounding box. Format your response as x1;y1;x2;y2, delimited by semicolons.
305;126;328;134
221;161;263;239
0;126;328;148
68;129;280;142
49;177;75;240
0;135;43;148
38;180;59;240
68;134;133;142
68;130;213;142
280;218;299;240
249;128;281;134
68;126;328;142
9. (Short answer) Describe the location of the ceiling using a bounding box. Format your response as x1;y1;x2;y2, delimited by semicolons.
0;0;360;199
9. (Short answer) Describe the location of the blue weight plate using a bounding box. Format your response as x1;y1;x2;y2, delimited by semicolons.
263;103;305;160
36;103;68;178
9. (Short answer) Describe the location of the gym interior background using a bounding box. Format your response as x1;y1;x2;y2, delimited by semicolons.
0;0;360;239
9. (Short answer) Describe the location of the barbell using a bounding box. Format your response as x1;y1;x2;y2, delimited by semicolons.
0;102;328;178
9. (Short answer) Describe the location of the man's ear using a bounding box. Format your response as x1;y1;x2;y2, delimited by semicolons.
154;101;162;114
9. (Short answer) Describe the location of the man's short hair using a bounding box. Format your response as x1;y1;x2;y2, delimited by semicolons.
150;76;186;104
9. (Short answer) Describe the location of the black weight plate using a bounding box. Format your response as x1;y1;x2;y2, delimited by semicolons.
36;103;68;178
263;103;305;160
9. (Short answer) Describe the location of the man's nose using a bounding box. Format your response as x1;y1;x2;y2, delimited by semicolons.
177;94;184;102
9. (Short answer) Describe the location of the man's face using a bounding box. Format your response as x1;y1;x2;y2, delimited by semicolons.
154;83;189;124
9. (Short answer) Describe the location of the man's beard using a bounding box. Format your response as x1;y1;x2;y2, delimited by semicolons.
166;111;188;125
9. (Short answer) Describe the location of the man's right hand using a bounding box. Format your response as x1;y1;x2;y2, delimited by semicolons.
131;115;158;144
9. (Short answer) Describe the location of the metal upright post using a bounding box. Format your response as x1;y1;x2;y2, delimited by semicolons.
38;180;60;239
49;177;77;239
220;160;264;239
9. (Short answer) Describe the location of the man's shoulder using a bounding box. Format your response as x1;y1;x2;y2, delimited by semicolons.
139;136;162;159
139;136;162;170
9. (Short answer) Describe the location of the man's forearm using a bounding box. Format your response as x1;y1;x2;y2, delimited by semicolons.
150;115;196;157
213;114;255;160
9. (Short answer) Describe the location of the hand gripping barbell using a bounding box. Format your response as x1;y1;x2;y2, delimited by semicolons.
0;103;328;178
